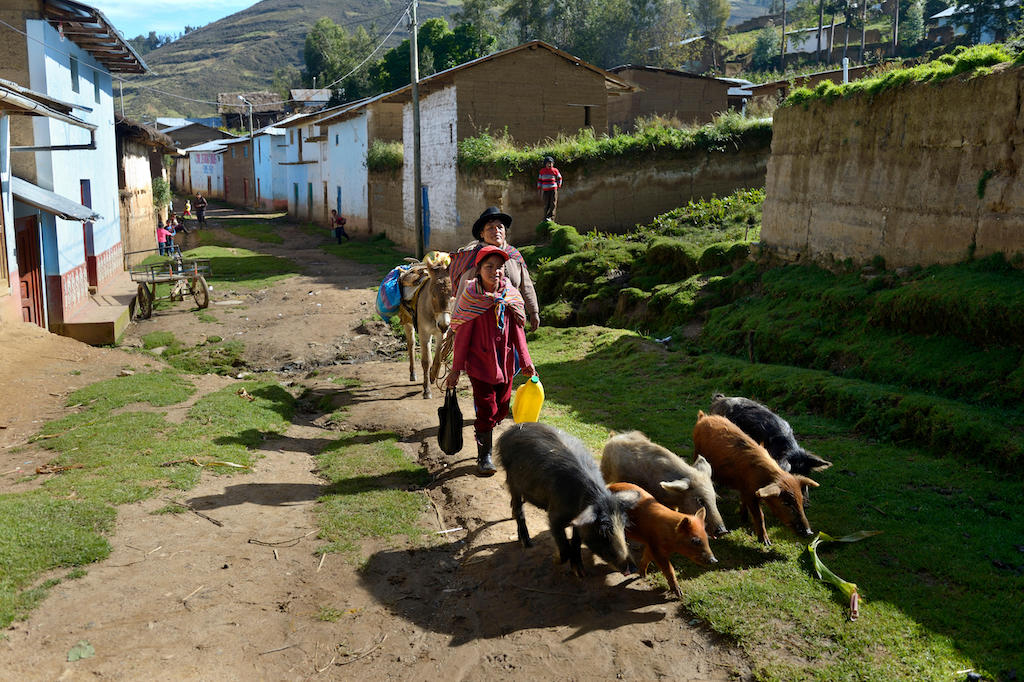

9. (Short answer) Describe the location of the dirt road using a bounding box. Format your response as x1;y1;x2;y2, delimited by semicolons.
0;215;751;680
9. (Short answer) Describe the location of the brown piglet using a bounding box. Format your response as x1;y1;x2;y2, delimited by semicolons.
608;482;717;598
692;411;819;545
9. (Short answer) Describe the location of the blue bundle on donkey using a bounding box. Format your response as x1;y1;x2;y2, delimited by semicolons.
376;264;410;322
378;252;454;399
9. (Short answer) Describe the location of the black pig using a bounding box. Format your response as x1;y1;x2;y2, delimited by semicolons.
709;394;832;485
496;423;632;577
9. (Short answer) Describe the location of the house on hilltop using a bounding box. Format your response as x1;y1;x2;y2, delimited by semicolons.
0;0;146;343
290;89;332;112
374;40;636;251
218;91;284;130
606;65;731;131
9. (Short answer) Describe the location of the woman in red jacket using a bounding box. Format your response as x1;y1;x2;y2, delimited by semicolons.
446;245;536;475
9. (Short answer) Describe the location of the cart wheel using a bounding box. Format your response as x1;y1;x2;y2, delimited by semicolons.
191;275;209;309
136;283;153;319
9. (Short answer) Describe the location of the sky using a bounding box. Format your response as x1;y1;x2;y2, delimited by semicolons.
88;0;255;39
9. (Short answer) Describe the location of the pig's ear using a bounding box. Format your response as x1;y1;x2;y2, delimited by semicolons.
805;452;833;471
661;479;690;492
695;507;707;521
693;455;712;475
797;476;820;488
755;483;783;498
612;489;642;508
697;410;706;418
571;505;598;527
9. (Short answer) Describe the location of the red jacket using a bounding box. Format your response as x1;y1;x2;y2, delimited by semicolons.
452;307;532;384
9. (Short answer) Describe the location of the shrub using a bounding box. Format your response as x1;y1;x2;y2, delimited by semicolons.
366;140;403;173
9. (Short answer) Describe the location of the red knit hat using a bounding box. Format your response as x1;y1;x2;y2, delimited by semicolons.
474;245;510;267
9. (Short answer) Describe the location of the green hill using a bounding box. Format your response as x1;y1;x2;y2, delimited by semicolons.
120;0;459;118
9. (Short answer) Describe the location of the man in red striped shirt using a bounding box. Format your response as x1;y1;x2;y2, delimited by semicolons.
537;156;562;221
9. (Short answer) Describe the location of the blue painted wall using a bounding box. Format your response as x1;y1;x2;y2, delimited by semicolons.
25;19;121;279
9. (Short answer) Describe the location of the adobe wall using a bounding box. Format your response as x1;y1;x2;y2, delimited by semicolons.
455;47;608;143
761;64;1024;267
455;146;769;242
607;70;730;131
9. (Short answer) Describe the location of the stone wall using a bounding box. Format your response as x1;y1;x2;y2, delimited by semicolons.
762;64;1024;267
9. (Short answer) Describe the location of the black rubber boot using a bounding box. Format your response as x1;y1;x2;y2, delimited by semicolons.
476;430;496;476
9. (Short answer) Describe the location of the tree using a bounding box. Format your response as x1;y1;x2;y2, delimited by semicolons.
902;0;925;45
751;23;781;71
961;0;1022;43
693;0;731;40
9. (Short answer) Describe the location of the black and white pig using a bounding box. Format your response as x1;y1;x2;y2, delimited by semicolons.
496;422;633;577
600;431;729;538
709;393;832;485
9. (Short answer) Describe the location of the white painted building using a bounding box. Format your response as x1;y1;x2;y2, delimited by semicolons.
315;95;403;234
402;86;457;252
185;140;226;199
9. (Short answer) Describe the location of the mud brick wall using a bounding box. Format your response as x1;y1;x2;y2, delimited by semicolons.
762;64;1024;267
456;146;770;243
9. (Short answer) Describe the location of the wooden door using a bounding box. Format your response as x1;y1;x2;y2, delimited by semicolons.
81;179;97;286
14;217;44;327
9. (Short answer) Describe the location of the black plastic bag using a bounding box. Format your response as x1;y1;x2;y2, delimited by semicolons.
437;388;464;455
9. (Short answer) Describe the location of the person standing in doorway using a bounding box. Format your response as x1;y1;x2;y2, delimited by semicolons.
537;156;562;221
194;193;208;227
330;209;349;244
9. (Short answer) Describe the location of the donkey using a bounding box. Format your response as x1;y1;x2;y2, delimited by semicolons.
398;252;453;399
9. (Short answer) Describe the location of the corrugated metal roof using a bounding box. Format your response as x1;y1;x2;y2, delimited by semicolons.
12;176;101;221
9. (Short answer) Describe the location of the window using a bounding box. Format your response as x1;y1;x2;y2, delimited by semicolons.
289;130;293;144
335;134;339;146
70;56;79;93
231;147;236;158
584;105;592;128
93;69;100;104
243;145;247;159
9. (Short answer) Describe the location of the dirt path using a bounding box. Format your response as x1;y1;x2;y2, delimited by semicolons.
0;213;751;680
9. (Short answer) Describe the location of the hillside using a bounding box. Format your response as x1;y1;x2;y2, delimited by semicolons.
120;0;773;119
120;0;458;118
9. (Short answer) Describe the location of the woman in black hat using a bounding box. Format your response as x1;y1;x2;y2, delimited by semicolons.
448;207;540;332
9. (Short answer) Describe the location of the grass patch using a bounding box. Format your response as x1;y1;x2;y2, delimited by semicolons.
220;220;285;244
140;331;246;375
519;189;762;331
525;326;1024;681
785;43;1020;107
330;376;362;388
321;234;412;269
315;431;431;561
194;309;218;323
0;372;295;628
178;245;297;289
458;111;772;176
316;606;345;622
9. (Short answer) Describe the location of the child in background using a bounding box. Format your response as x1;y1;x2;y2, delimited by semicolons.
156;220;171;256
330;209;349;243
183;200;193;219
537;156;562;221
446;245;536;475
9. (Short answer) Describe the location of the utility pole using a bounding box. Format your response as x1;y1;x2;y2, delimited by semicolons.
118;79;124;117
238;95;257;210
780;0;788;71
892;0;899;57
410;0;423;259
860;0;867;64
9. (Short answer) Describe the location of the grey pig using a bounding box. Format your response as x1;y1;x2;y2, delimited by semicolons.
601;430;729;538
496;422;632;577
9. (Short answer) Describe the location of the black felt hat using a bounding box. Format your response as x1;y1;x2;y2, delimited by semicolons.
472;206;512;241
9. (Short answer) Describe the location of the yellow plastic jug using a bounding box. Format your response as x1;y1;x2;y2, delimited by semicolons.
512;375;544;423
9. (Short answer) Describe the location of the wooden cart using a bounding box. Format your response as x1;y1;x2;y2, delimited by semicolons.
130;258;211;319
